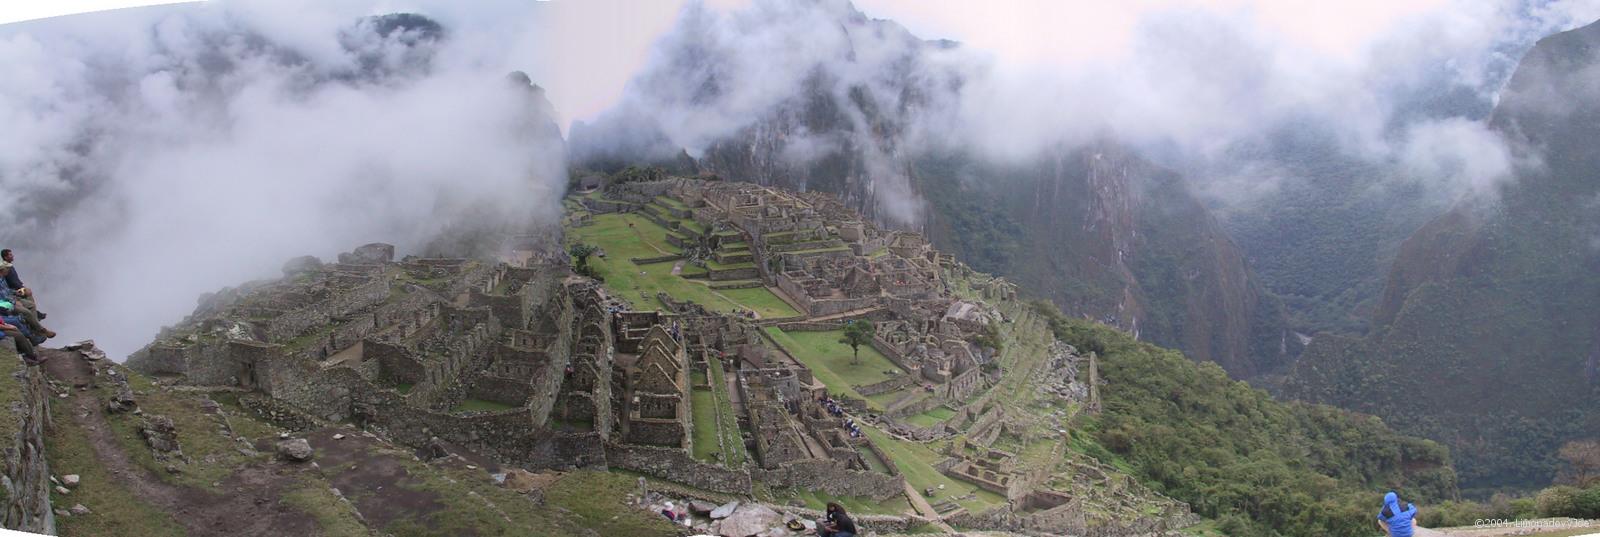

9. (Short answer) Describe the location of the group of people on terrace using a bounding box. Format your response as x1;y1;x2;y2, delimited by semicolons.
0;249;55;366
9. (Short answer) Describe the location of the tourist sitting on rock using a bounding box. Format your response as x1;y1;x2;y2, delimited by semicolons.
1376;491;1417;537
0;317;44;366
0;252;44;319
818;502;857;537
0;288;53;341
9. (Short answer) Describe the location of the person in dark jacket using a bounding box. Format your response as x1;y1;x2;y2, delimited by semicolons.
0;251;42;319
1;250;20;290
818;502;857;537
1377;491;1418;537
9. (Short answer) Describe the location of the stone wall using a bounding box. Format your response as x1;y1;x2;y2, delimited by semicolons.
604;443;753;495
367;339;423;387
886;393;945;418
708;280;764;290
624;418;686;448
707;266;759;281
1;367;54;535
259;277;389;344
870;337;913;375
856;375;916;397
778;506;926;535
467;377;532;407
753;459;903;500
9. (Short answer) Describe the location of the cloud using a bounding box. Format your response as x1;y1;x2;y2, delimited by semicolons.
572;0;1600;221
0;1;567;358
1399;117;1514;199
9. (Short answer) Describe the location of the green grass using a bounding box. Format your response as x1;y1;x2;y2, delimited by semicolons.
690;389;721;462
46;384;187;537
396;383;414;394
452;399;516;413
544;471;686;537
904;406;957;428
282;478;370;537
763;328;903;407
107;367;277;491
568;213;798;318
705;357;749;466
860;426;1005;513
572;213;678;260
717;288;799;317
861;447;894;474
655;196;689;210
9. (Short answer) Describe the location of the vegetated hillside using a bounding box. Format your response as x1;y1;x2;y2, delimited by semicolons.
568;0;1296;378
1286;18;1600;494
1034;303;1457;537
1209;127;1451;337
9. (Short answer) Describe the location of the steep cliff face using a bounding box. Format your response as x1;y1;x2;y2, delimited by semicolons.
570;0;1293;376
1288;18;1600;492
911;143;1294;376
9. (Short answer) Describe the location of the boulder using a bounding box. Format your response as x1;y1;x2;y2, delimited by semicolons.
64;340;106;361
281;255;324;276
710;501;739;519
689;500;718;515
69;504;91;516
138;415;183;459
275;438;314;462
61;474;81;488
718;503;781;537
106;373;138;413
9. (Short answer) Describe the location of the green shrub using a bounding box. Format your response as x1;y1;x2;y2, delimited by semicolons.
1536;485;1581;517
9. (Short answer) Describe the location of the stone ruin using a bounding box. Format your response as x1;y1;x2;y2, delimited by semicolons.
124;178;1190;536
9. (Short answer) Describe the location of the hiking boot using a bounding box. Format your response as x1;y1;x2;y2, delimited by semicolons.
37;312;45;320
42;329;55;339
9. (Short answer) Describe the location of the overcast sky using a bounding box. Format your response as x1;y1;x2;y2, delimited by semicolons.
12;0;1590;126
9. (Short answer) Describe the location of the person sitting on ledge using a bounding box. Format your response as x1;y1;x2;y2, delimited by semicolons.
0;291;53;342
818;502;857;537
0;252;44;319
1376;491;1418;537
0;313;44;366
0;267;53;341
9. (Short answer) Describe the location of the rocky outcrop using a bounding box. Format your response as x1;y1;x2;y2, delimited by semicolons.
2;365;55;534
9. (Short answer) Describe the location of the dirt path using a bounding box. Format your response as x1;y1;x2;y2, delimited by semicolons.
1429;520;1600;536
41;348;319;537
297;428;451;531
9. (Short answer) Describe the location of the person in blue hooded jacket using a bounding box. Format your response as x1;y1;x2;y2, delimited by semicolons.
1377;491;1418;537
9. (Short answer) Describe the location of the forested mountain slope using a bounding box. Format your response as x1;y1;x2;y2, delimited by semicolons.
1287;17;1600;493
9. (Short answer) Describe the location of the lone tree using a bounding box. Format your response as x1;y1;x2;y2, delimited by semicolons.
1559;439;1600;486
569;243;599;274
839;319;875;365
